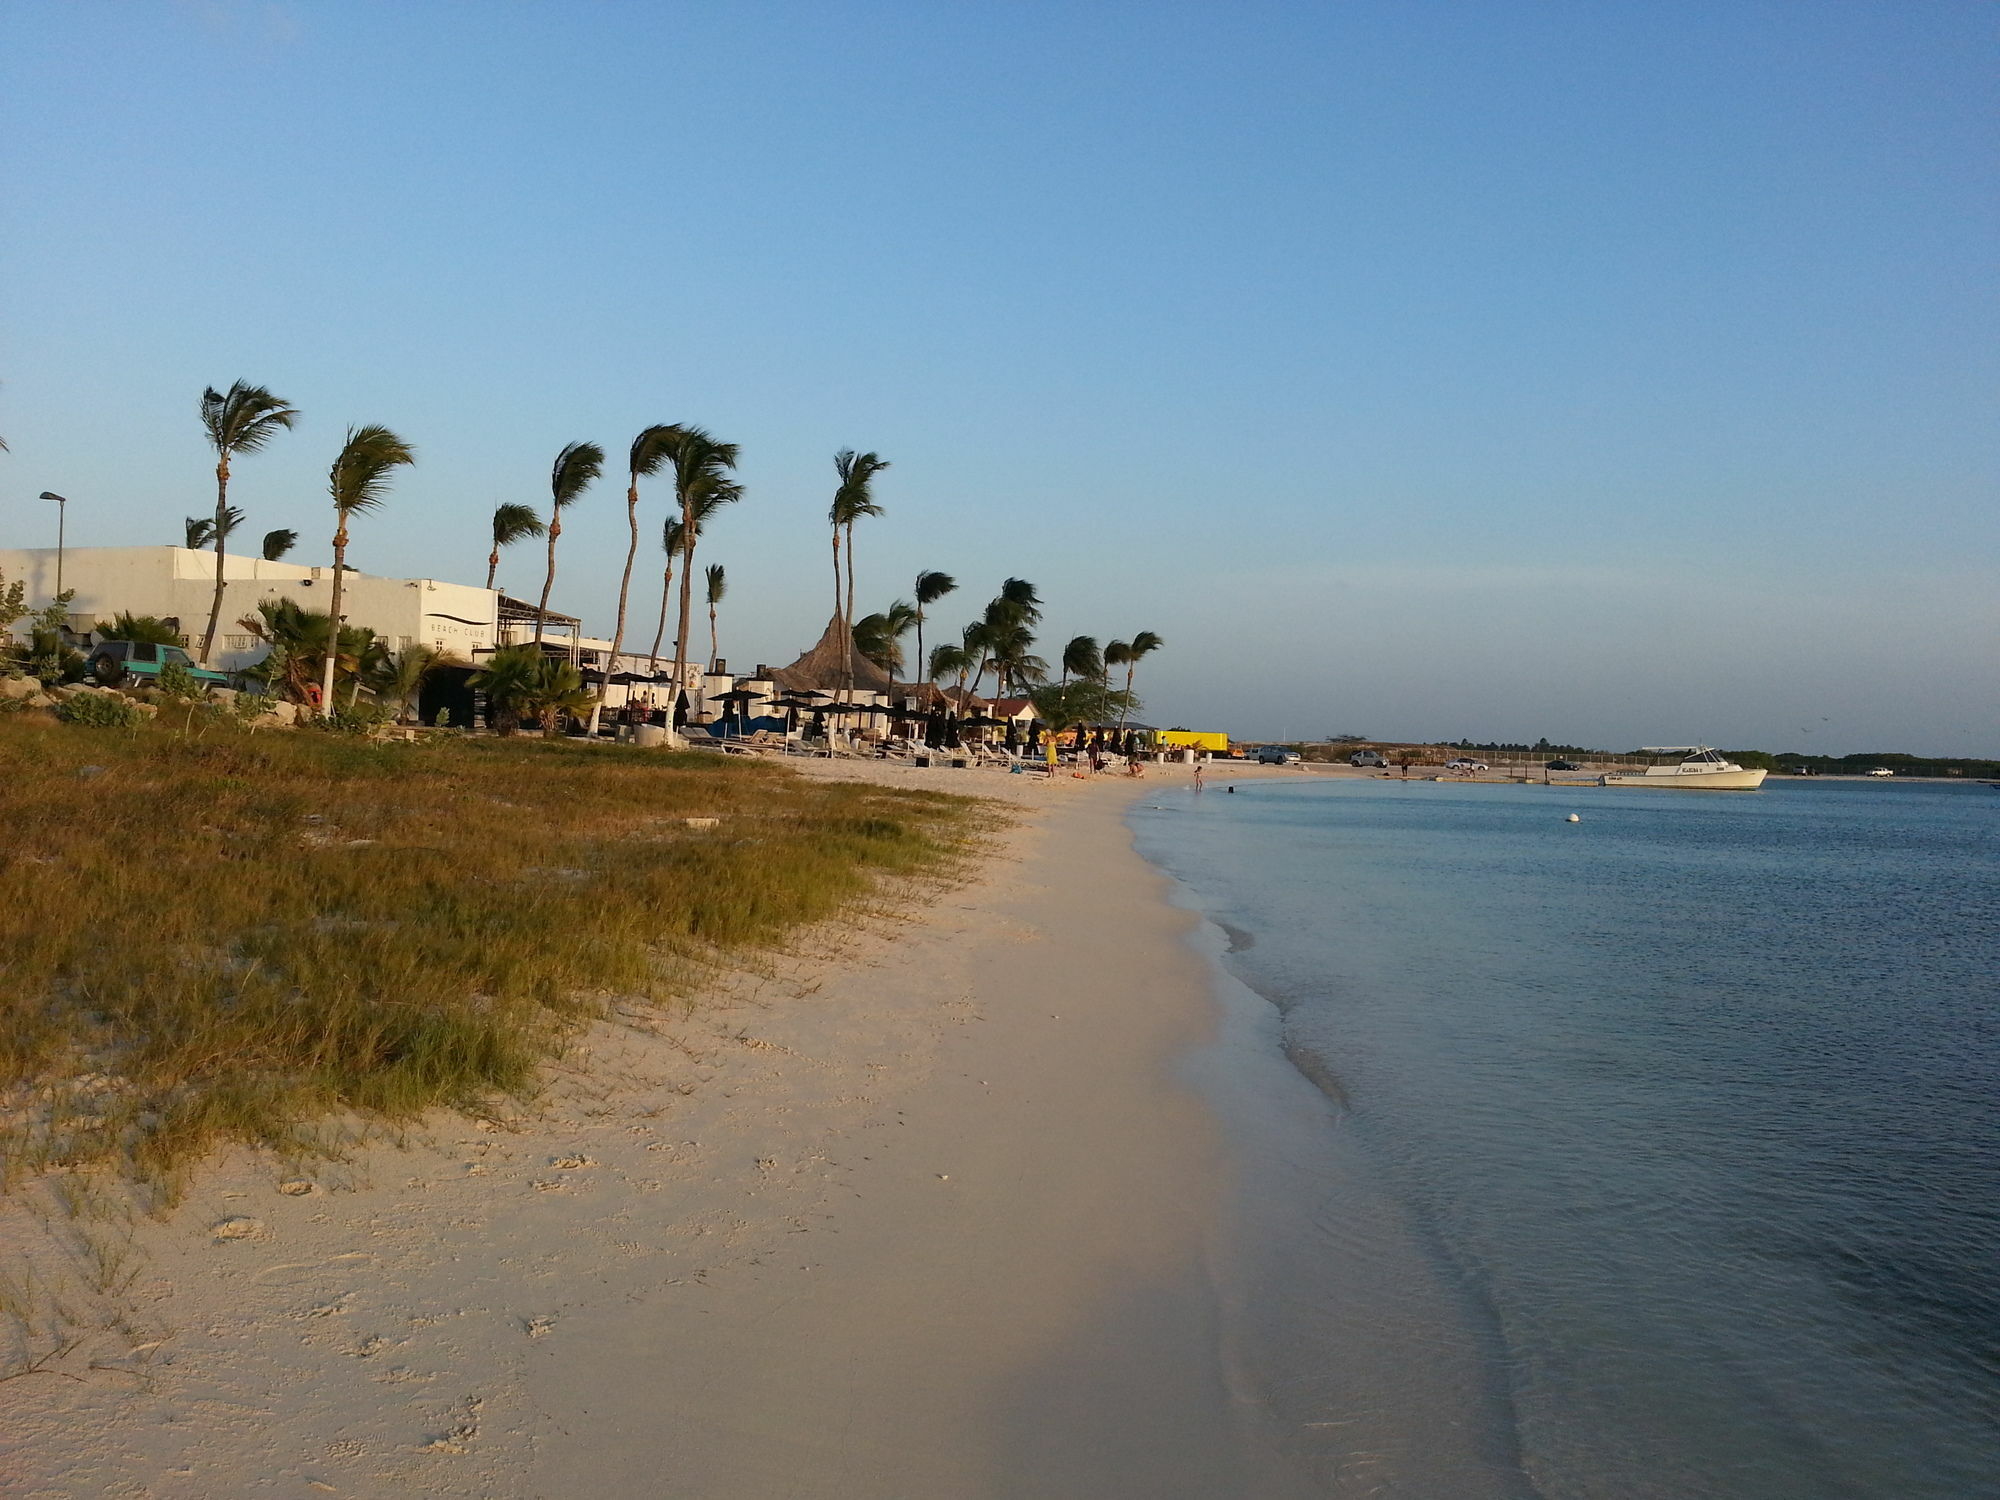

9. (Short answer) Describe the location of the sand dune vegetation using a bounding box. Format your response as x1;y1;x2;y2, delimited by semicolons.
0;713;969;1195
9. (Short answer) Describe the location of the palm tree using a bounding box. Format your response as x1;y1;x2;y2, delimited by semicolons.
261;528;298;561
600;425;681;724
648;516;685;669
468;643;543;735
851;599;918;675
705;563;726;669
535;442;605;646
239;597;385;706
927;642;972;686
371;642;460;724
659;428;741;711
186;506;245;550
1104;630;1163;732
320;425;416;716
486;503;545;589
1061;635;1102;687
830;449;890;703
198;381;298;666
913;570;956;697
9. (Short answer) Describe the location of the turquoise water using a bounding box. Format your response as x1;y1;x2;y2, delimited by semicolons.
1132;776;2000;1499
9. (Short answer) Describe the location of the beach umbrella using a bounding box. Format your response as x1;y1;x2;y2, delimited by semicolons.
712;687;764;703
605;669;652;685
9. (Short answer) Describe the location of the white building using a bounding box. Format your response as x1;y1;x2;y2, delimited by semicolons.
0;545;500;672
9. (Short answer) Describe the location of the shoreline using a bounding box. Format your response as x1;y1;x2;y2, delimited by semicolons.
3;759;1323;1498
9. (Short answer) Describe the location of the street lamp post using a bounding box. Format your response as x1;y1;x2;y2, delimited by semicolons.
37;492;68;597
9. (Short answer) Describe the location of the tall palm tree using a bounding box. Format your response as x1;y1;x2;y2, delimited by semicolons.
830;449;890;703
852;599;918;676
485;503;545;589
535;442;604;646
913;570;956;698
600;425;680;722
319;425;416;716
705;563;726;669
261;528;298;561
1060;635;1102;687
662;429;741;708
198;381;298;665
1104;629;1163;732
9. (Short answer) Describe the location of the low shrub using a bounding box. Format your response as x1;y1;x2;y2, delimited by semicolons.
53;692;143;729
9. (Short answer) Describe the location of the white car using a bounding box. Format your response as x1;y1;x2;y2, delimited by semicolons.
1445;758;1488;772
1866;767;1894;777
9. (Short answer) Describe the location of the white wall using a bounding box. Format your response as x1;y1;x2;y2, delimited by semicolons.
0;546;499;671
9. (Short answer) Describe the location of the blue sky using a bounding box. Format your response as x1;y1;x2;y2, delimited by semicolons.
4;1;1994;754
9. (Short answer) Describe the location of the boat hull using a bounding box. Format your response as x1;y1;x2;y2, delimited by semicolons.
1600;767;1768;790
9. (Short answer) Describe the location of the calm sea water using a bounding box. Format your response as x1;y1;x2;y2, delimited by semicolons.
1131;775;1999;1500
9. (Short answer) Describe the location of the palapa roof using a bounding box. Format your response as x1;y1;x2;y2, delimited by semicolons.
768;615;895;694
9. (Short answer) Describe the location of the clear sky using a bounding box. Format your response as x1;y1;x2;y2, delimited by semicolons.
4;1;1994;755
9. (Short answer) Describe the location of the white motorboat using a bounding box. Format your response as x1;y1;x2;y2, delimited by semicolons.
1600;747;1768;791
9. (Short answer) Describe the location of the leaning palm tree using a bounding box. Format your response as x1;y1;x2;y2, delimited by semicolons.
535;442;605;645
597;425;681;724
485;502;545;589
852;599;918;675
197;380;298;664
1105;630;1163;732
928;642;972;687
829;449;890;703
319;425;416;716
659;428;741;713
261;528;298;561
705;563;727;669
913;570;956;697
1061;635;1102;687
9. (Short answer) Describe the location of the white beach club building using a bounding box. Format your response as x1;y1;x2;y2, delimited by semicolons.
0;545;501;672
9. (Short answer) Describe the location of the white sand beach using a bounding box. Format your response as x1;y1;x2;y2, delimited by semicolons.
2;760;1325;1499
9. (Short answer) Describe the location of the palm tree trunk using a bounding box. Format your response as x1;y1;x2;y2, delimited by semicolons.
709;601;719;669
914;593;925;700
1117;662;1137;733
842;521;857;706
485;548;500;590
670;495;698;721
648;559;674;668
830;532;843;698
198;456;231;665
534;519;561;647
320;529;346;718
591;478;642;736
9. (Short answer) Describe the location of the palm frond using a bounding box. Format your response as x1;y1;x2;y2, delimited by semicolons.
328;424;416;518
1128;629;1164;657
550;441;605;510
202;380;299;457
830;448;890;525
915;570;956;606
1062;635;1103;681
1103;639;1132;667
927;643;972;682
491;502;545;548
262;528;299;561
704;563;727;605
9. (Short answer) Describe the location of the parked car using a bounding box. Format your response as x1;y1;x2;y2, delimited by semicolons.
88;640;231;689
1445;757;1489;772
1349;750;1389;768
1546;759;1584;771
1255;745;1302;765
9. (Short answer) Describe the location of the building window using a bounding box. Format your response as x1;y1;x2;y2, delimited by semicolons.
225;634;257;651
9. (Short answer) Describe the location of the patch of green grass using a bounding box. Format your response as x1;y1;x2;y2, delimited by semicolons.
0;721;972;1191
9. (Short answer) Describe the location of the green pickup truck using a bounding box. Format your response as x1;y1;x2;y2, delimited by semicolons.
87;640;232;688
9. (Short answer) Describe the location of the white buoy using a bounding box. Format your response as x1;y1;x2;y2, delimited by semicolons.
1567;813;1581;822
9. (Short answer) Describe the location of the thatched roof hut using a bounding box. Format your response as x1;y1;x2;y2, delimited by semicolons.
769;615;896;695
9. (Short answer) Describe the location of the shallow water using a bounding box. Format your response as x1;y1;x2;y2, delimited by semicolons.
1133;776;2000;1499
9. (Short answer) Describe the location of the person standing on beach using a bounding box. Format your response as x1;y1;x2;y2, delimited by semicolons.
1193;760;1206;791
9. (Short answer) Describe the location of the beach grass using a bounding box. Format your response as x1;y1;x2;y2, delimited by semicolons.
0;717;970;1194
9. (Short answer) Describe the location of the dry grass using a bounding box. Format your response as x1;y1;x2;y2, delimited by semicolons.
0;718;971;1194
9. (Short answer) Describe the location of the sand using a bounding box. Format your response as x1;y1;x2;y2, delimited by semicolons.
0;758;1325;1499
